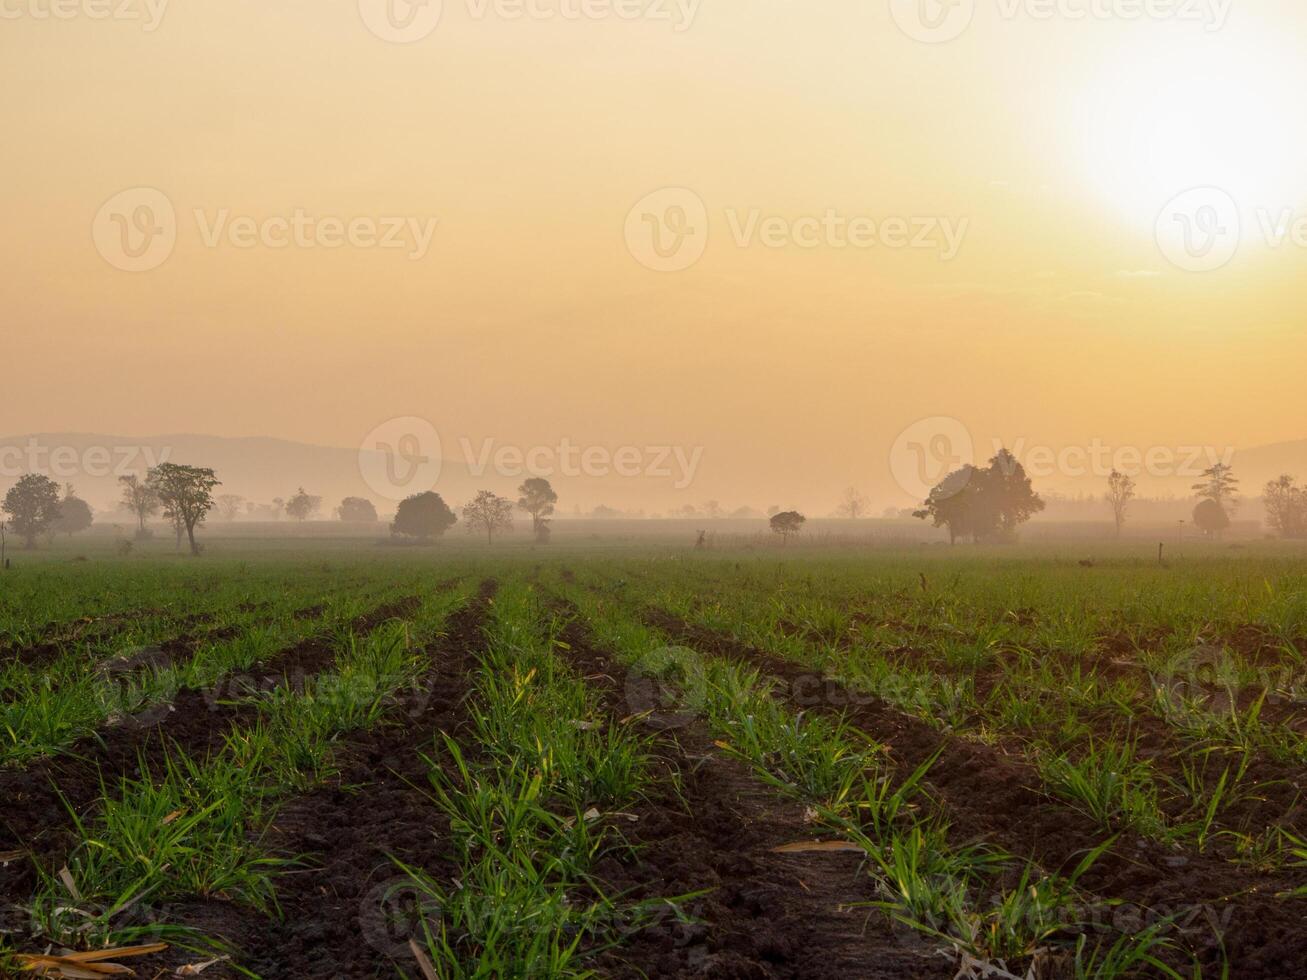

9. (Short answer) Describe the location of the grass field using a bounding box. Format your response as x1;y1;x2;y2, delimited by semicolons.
1;538;1304;979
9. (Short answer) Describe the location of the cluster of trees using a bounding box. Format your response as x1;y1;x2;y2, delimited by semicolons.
913;450;1046;544
1;464;220;554
1;477;93;549
390;478;558;545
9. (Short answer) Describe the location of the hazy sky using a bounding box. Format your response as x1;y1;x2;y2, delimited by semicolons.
4;0;1306;507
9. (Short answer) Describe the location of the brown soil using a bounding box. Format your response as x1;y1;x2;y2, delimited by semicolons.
0;596;421;906
236;580;494;980
553;607;952;980
643;608;1307;980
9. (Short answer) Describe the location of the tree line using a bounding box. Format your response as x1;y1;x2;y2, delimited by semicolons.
0;467;562;555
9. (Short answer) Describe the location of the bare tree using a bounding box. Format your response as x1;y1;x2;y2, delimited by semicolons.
836;486;869;519
216;494;246;522
1105;470;1136;537
463;490;514;544
1263;475;1307;538
119;474;160;537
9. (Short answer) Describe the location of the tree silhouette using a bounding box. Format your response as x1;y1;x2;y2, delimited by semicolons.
147;463;220;556
53;485;93;538
285;488;322;522
914;450;1044;544
769;511;806;544
1263;475;1306;538
338;497;379;523
463;491;514;545
517;477;558;543
3;474;61;549
1106;470;1136;538
1193;498;1230;538
1193;463;1239;511
836;486;869;519
391;491;456;541
118;474;160;536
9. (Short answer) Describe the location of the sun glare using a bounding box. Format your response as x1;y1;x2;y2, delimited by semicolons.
1074;27;1307;231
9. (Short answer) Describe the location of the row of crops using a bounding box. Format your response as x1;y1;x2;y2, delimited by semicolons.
1;550;1304;977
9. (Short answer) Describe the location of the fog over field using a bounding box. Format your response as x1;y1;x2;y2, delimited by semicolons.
4;3;1307;979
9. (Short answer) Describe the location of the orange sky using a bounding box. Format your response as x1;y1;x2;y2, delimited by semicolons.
4;0;1306;509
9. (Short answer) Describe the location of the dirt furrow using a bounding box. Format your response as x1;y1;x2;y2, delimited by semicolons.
643;607;1307;980
553;605;951;980
0;595;422;903
236;580;494;980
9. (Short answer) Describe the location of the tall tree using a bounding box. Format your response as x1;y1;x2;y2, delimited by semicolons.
463;490;514;544
836;486;869;520
769;510;806;544
1106;470;1136;538
285;488;322;523
3;474;61;549
1193;463;1239;512
517;477;558;543
147;463;220;556
118;474;160;536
